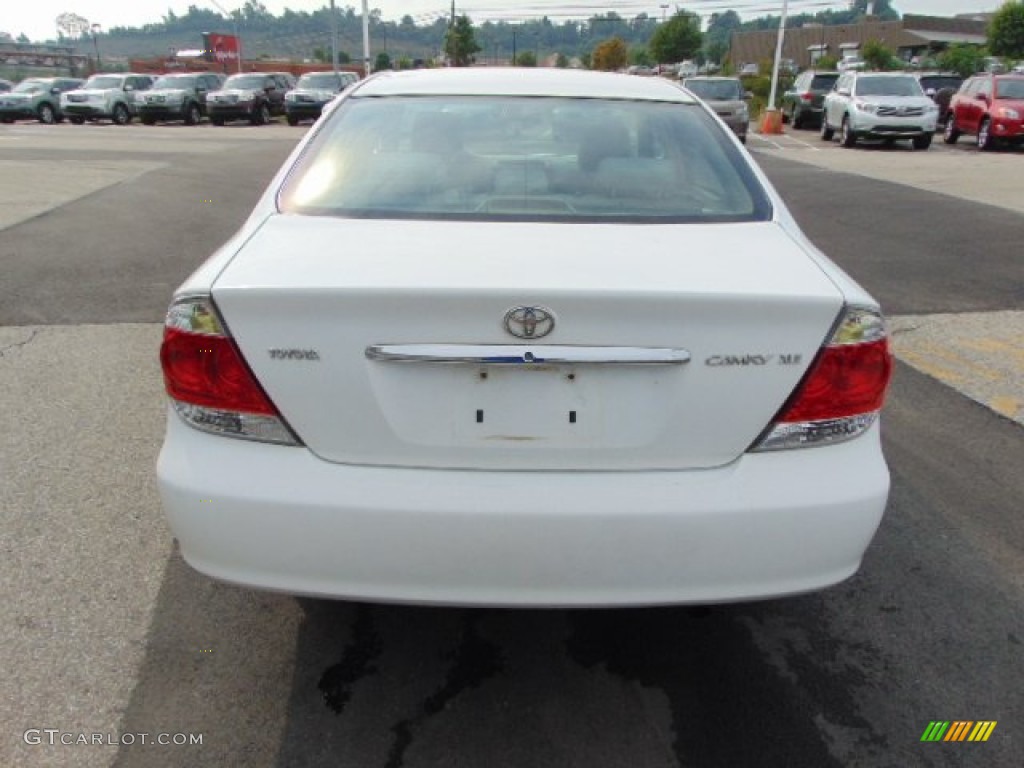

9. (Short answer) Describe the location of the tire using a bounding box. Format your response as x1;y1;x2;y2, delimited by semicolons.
251;103;270;126
912;133;932;150
112;103;130;126
977;118;995;151
211;117;224;126
37;102;56;124
286;114;299;126
781;107;790;125
820;114;834;141
792;107;804;130
69;116;85;125
943;115;960;144
840;115;857;148
184;102;201;126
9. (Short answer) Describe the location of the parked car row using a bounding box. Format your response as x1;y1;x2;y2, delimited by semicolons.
0;70;359;127
782;68;1024;152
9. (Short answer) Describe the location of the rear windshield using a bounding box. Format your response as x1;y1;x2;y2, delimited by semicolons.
918;76;962;92
684;79;743;101
855;76;923;97
996;78;1024;99
810;74;839;90
278;96;771;223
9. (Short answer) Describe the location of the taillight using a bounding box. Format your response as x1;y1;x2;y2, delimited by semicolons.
752;306;893;451
800;92;814;102
160;296;299;445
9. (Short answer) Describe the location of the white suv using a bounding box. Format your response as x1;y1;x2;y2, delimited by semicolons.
821;71;938;150
60;73;154;125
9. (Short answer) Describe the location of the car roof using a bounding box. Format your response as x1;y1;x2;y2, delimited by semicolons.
684;76;739;82
354;68;696;103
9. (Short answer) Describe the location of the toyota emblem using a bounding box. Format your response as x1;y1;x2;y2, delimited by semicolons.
503;306;555;339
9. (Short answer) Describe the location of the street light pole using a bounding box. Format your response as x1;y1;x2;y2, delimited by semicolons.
767;0;789;112
90;23;101;72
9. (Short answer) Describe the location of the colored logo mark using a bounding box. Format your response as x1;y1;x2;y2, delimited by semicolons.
921;721;997;742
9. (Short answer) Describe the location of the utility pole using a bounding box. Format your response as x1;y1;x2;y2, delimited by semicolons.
361;0;371;76
447;0;455;66
330;0;339;74
512;27;517;65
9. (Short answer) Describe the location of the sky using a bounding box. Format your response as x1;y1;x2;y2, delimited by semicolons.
2;1;998;44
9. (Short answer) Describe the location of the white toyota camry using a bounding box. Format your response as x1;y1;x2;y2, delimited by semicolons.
158;68;893;606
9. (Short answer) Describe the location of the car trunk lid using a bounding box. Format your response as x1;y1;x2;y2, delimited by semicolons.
211;215;844;470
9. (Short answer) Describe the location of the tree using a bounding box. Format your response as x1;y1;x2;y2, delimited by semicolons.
17;32;30;43
629;46;652;66
989;0;1024;59
705;9;740;63
514;50;537;66
649;11;701;64
591;37;628;71
938;44;987;78
861;39;895;70
555;52;569;68
444;14;481;66
375;52;391;70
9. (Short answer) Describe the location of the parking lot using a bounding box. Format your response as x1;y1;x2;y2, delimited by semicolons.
2;118;1022;767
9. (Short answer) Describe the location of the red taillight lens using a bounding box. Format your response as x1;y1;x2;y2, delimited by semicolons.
778;338;893;422
801;92;814;102
161;327;276;415
160;296;298;445
752;306;893;452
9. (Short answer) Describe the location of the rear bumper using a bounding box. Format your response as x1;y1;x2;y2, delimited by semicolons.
158;412;889;606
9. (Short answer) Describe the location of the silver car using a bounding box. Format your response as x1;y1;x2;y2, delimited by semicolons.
682;77;750;143
0;77;83;124
821;71;938;150
60;73;154;125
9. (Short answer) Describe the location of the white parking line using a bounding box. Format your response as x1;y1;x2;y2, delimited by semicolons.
749;133;785;150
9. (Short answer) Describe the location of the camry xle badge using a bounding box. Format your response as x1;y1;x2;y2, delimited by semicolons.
504;306;555;339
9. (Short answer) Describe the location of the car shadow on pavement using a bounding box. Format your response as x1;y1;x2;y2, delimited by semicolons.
110;547;898;768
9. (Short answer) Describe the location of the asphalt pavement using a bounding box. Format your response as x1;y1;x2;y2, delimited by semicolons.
1;121;1022;768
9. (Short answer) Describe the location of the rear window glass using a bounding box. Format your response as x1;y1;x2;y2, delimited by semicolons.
684;79;743;101
278;96;771;223
810;75;838;90
918;76;962;92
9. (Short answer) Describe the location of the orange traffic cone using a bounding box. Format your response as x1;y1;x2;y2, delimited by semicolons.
760;109;784;135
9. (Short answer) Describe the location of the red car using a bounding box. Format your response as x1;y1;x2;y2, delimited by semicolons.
943;73;1024;150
